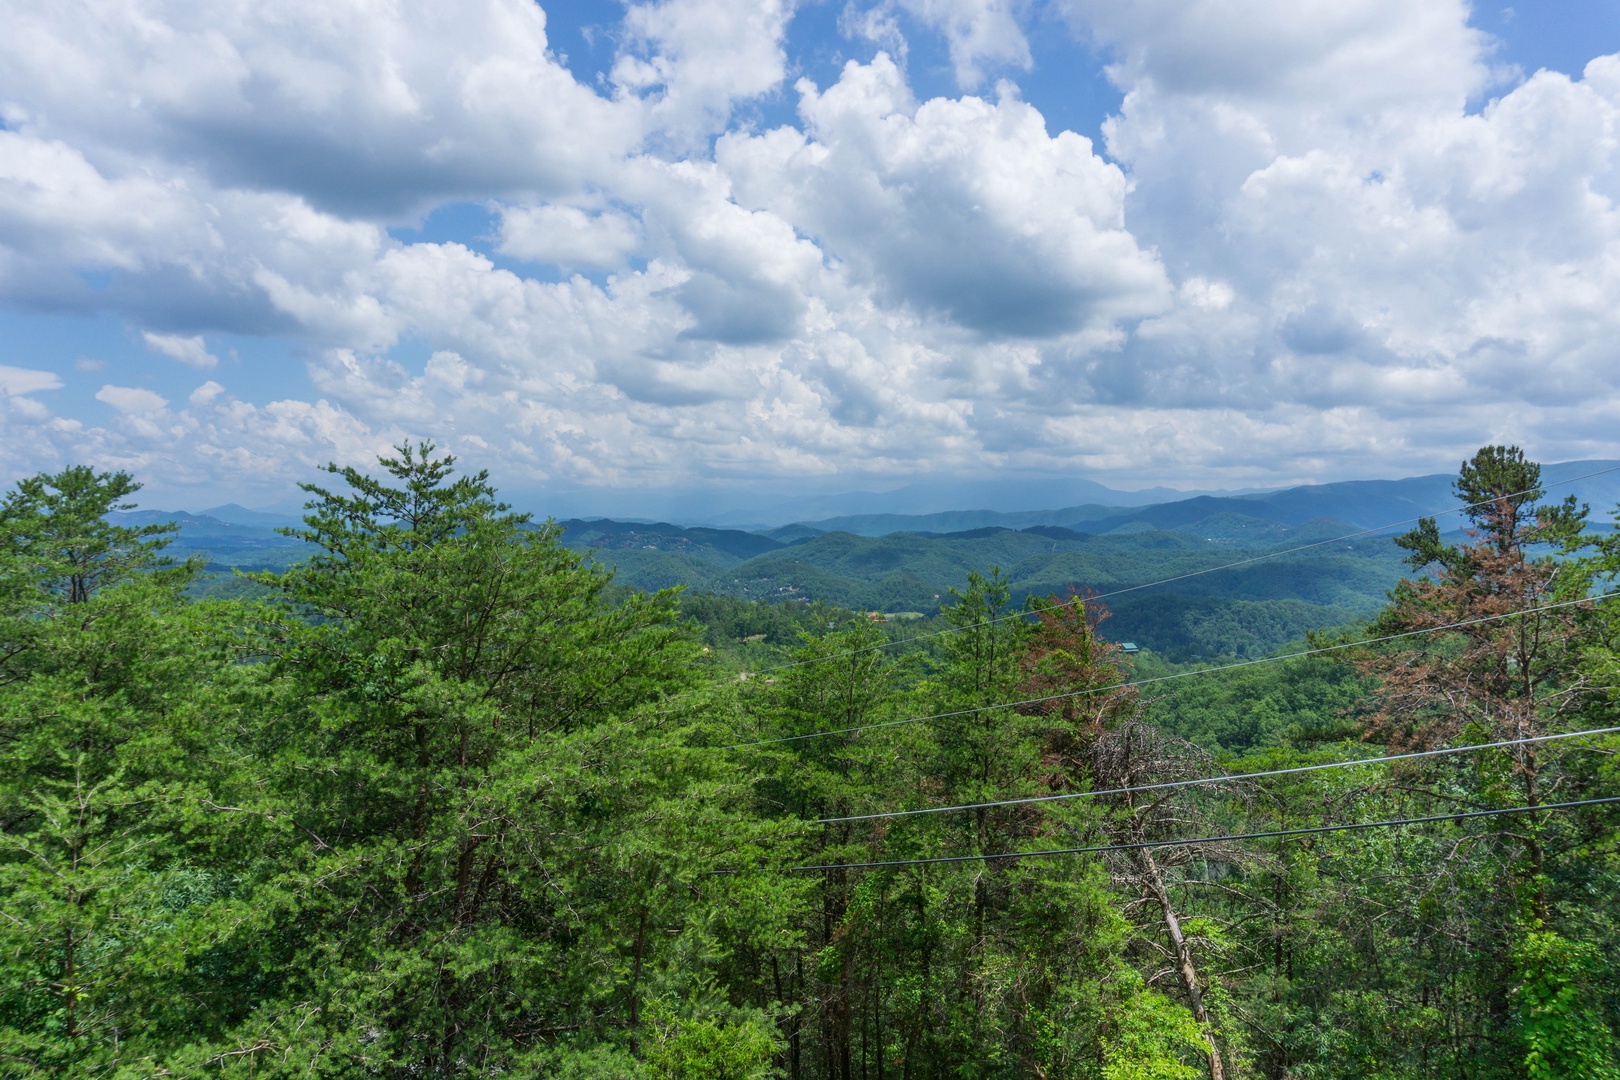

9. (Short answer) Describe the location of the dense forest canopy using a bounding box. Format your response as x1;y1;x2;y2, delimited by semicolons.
2;445;1618;1078
151;488;1430;664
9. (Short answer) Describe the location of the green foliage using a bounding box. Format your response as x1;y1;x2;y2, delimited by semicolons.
0;465;177;606
1451;444;1563;552
1394;515;1458;571
4;442;1620;1079
643;1002;782;1080
223;443;731;1074
1515;930;1620;1080
558;520;1411;661
1398;444;1589;572
1107;595;1372;663
1101;975;1207;1080
0;470;253;1076
1147;653;1371;751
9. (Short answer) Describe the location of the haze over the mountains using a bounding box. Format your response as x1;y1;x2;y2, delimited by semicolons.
145;458;1619;663
481;476;1274;530
184;459;1620;534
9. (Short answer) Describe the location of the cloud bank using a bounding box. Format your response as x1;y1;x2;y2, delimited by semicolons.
0;0;1616;504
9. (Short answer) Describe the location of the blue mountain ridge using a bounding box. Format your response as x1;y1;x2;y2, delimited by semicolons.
786;460;1620;536
121;459;1620;585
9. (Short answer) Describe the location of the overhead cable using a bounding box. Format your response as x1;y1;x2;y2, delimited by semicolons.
721;591;1616;750
742;464;1620;678
765;794;1620;874
812;725;1620;824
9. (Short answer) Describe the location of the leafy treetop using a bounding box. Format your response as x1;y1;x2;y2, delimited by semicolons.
0;465;175;604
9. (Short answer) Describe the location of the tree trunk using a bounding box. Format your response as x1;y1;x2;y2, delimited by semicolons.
629;904;649;1036
1520;740;1549;924
1138;846;1227;1080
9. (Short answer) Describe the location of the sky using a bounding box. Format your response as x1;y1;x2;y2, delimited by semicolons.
1;0;1619;512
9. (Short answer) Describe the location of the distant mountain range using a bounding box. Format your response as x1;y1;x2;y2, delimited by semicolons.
783;460;1620;537
539;516;1411;660
689;477;1269;528
166;459;1620;536
127;459;1620;660
466;476;1270;528
196;503;305;529
135;458;1620;566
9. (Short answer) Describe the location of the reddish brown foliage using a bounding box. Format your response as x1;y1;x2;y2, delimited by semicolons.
1015;590;1142;791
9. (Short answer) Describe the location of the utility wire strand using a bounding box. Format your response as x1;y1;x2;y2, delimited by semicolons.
721;591;1618;750
814;725;1620;824
742;463;1620;678
768;794;1620;874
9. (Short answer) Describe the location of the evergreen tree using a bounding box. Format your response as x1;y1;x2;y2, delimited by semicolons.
0;469;250;1075
1342;444;1619;1074
5;445;1618;1078
206;444;772;1075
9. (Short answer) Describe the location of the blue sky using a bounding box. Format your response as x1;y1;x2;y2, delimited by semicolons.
1;0;1619;512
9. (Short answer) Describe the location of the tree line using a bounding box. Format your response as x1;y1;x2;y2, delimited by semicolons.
1;444;1617;1078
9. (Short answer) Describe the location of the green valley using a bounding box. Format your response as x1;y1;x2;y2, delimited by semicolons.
19;447;1612;1080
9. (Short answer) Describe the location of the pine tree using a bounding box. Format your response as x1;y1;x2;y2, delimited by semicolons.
0;468;248;1074
216;443;776;1075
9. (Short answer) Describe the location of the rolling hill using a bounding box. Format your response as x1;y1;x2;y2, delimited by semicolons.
551;516;1409;660
132;458;1620;661
788;459;1620;537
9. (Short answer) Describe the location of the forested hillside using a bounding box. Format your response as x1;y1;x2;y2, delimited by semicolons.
139;461;1620;663
551;519;1412;661
3;445;1618;1078
153;503;1410;661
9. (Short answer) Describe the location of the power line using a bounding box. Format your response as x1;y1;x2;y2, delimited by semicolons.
765;794;1620;874
721;591;1616;750
740;464;1620;678
813;725;1620;825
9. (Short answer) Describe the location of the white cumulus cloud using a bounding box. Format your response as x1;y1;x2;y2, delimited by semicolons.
96;385;169;414
143;332;219;369
719;54;1170;337
614;0;796;148
0;0;641;216
0;365;61;397
893;0;1031;89
498;205;644;270
0;0;1617;500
